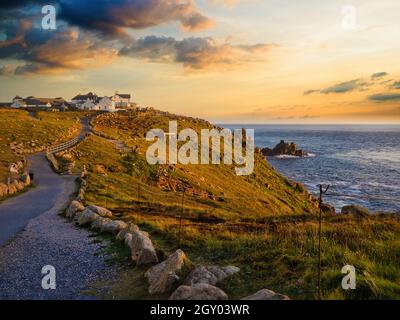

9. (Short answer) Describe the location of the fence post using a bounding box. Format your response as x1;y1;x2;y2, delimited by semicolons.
317;184;330;300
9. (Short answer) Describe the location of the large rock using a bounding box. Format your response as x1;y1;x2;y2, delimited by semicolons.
169;283;228;300
66;200;85;219
116;223;139;241
7;183;17;195
131;228;158;265
320;202;336;214
261;140;307;157
0;183;7;197
78;208;99;226
145;249;193;294
15;180;25;191
76;188;85;202
21;172;31;186
85;205;113;218
91;217;112;230
124;233;133;248
101;220;128;234
242;289;290;300
185;265;240;286
341;205;371;217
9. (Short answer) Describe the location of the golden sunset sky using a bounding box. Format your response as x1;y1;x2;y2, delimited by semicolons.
0;0;399;123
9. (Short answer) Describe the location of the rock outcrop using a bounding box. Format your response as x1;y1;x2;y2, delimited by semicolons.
91;217;111;230
170;283;228;300
85;205;113;218
78;208;99;226
0;178;32;199
261;140;308;157
184;265;240;286
242;289;290;300
101;220;128;234
341;204;371;217
320;202;336;214
145;249;193;294
66;200;85;219
130;228;158;265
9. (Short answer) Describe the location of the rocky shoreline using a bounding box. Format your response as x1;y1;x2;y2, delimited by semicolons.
262;140;308;157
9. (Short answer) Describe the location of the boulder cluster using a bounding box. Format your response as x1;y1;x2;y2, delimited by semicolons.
262;140;308;157
9;140;46;155
62;166;291;300
0;159;31;199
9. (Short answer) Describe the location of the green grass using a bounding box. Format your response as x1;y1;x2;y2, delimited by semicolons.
0;109;85;182
70;110;400;300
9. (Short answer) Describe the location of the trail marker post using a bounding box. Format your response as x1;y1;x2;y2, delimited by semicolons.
317;184;330;300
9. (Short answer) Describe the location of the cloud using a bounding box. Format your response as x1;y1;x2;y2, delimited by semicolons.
0;1;269;74
320;79;370;94
0;21;118;74
392;81;400;89
119;36;275;69
59;0;214;35
371;72;388;78
0;1;214;36
303;89;319;95
305;77;375;95
368;93;400;102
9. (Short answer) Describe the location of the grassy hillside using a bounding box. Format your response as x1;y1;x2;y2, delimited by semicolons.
0;109;84;181
69;109;399;300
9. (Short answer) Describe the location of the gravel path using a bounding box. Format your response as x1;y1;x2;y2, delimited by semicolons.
0;117;119;299
0;170;118;300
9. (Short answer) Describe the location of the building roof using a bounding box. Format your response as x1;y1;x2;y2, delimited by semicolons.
72;92;98;101
116;93;131;99
24;97;64;105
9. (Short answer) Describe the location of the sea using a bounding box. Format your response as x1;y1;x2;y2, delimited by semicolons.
224;124;400;212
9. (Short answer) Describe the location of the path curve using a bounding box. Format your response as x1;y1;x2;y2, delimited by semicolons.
0;115;117;299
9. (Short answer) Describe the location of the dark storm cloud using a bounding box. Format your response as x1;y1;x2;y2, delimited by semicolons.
119;36;275;69
0;1;213;35
0;1;271;74
0;20;118;74
59;0;214;35
368;93;400;102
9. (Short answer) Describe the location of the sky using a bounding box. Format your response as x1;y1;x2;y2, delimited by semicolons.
0;0;400;124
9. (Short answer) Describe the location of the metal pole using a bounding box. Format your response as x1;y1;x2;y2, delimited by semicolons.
317;184;329;300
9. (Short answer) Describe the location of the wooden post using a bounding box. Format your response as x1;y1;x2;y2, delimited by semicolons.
317;184;330;300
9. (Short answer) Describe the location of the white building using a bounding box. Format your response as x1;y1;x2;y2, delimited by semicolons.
113;92;131;108
71;92;98;109
97;96;116;112
80;99;99;111
11;95;58;108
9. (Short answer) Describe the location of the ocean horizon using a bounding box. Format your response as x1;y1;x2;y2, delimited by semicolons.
223;124;400;212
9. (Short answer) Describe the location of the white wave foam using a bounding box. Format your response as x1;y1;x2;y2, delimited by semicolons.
274;153;316;159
